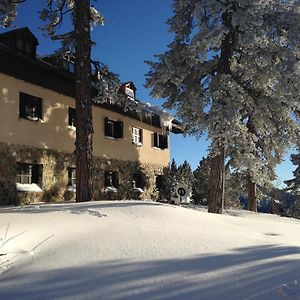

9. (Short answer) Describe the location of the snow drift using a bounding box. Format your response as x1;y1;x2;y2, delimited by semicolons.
0;201;299;299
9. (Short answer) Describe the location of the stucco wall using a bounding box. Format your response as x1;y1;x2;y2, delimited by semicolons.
0;73;170;167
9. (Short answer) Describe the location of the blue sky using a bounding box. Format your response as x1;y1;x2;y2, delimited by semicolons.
1;0;295;185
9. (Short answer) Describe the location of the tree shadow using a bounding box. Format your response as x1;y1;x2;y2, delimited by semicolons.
0;245;299;299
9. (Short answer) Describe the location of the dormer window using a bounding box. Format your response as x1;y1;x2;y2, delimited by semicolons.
63;60;75;73
125;87;135;99
16;38;33;55
119;82;136;100
0;28;38;57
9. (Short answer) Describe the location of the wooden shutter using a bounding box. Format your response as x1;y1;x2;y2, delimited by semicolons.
159;134;168;149
31;164;39;184
35;96;42;120
115;121;123;138
113;171;119;188
19;93;26;118
139;129;143;144
104;118;111;137
163;135;168;149
133;173;141;188
153;133;158;147
68;107;76;127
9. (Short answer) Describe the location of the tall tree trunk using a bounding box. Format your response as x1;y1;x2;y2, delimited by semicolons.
208;143;225;214
247;175;257;212
74;0;93;202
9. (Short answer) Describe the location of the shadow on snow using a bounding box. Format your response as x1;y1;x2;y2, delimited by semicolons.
0;245;300;300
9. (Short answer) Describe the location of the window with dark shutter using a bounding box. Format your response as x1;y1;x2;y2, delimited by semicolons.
68;107;76;127
153;133;158;148
104;118;112;137
133;173;142;188
19;92;42;121
153;133;168;149
160;135;168;149
104;118;123;139
17;163;42;186
115;121;123;138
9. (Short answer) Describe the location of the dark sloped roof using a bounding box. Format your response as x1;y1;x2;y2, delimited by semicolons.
0;27;39;45
0;28;183;134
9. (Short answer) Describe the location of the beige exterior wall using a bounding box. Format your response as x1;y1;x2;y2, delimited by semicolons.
0;73;170;166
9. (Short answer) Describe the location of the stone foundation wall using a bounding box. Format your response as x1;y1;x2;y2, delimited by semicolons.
0;142;164;205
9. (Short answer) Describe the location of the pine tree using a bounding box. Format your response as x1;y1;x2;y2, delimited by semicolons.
146;0;300;213
284;151;300;196
157;159;179;200
178;160;194;190
1;1;104;202
224;171;246;208
169;158;179;184
193;157;210;205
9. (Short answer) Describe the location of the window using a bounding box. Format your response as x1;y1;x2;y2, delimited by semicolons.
125;87;135;99
132;127;142;145
104;118;123;138
16;38;33;55
133;173;145;189
153;133;168;149
104;171;119;188
68;107;76;127
17;163;42;185
19;92;42;121
16;38;24;50
68;167;76;186
63;60;75;73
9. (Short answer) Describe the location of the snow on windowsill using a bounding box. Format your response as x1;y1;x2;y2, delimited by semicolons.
104;186;118;193
67;185;76;192
133;187;144;194
132;142;142;147
27;116;44;123
105;136;117;141
16;183;42;192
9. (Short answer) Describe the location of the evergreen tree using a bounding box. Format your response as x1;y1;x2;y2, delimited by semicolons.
284;151;300;196
193;157;210;205
157;158;179;200
169;158;179;184
178;160;194;190
224;171;246;208
146;0;300;213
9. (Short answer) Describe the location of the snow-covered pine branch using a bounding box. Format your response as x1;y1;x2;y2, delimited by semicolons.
146;0;300;212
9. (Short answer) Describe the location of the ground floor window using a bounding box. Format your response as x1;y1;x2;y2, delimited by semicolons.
105;171;119;188
17;163;42;185
68;167;76;186
133;173;146;189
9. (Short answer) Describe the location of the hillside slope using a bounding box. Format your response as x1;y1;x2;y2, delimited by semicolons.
0;201;300;299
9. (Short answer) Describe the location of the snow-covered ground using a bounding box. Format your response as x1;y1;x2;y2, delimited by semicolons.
0;200;300;300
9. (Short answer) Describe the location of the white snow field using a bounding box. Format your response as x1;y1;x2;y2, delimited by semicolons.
0;201;300;300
